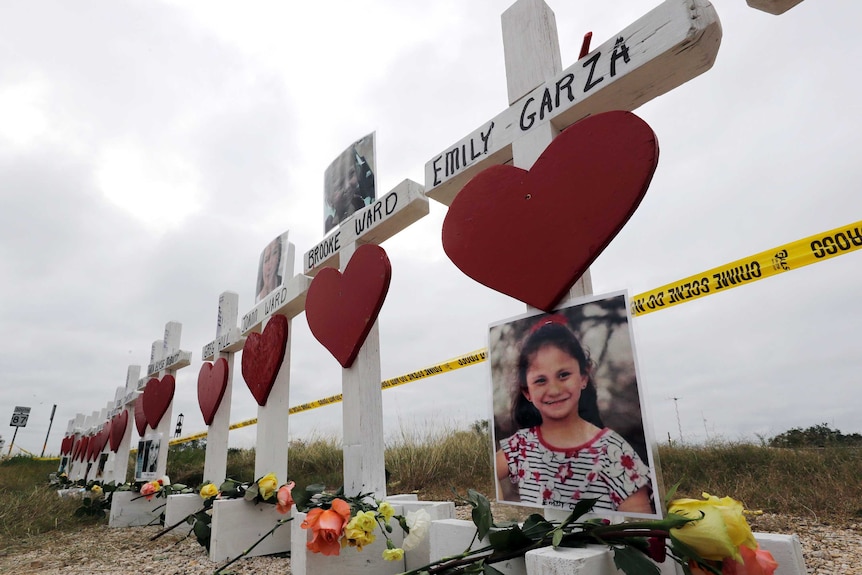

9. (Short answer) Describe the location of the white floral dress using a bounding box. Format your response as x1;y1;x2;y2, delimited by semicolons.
500;426;650;511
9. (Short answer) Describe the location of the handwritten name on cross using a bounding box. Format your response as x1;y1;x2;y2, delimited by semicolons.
303;179;429;499
424;0;721;206
137;322;191;480
200;291;243;485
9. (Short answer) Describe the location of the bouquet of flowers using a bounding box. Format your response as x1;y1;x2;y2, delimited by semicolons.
391;489;778;575
294;484;430;562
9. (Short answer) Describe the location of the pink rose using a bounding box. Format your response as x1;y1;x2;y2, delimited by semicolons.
276;481;296;514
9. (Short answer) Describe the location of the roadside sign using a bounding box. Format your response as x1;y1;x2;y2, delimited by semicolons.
10;406;31;428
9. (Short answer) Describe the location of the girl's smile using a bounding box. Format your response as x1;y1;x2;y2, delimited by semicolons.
523;343;588;422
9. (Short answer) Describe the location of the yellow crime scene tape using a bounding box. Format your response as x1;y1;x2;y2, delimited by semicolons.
629;220;862;316
168;220;860;447
169;349;488;446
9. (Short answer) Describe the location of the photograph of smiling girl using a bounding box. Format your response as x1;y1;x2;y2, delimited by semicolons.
489;292;660;518
255;232;290;304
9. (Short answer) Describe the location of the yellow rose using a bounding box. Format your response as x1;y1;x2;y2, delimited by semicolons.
347;510;377;533
382;547;404;561
669;492;757;562
377;501;395;523
257;473;278;500
343;525;376;550
91;485;103;495
199;483;218;499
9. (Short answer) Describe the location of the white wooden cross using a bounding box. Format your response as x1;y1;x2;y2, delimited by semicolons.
108;365;141;484
303;180;428;498
85;401;113;482
422;0;719;524
238;236;308;482
67;413;85;480
200;291;244;485
136;322;191;480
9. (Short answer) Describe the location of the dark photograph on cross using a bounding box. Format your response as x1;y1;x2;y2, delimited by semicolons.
489;292;660;518
323;132;376;234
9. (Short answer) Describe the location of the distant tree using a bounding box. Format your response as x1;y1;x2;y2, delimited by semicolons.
769;423;862;448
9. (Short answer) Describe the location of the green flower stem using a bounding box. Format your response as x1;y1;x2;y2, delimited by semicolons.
213;516;294;575
150;505;207;541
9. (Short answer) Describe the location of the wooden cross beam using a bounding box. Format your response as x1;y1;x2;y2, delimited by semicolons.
302;179;429;499
200;291;243;485
424;0;721;207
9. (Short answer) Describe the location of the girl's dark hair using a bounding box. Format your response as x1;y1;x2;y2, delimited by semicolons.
511;320;604;429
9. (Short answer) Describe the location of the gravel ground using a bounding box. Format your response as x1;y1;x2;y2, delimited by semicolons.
1;506;859;574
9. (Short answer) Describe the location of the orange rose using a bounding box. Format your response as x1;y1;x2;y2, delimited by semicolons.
722;545;779;575
301;498;351;556
276;481;296;514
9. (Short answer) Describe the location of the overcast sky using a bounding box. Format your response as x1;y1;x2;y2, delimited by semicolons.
2;0;859;459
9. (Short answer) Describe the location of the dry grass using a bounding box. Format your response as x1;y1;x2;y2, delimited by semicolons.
3;432;861;549
659;442;862;521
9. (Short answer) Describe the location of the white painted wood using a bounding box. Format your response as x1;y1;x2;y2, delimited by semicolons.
746;0;805;15
753;533;807;575
209;499;293;561
502;0;562;106
240;273;311;335
291;509;405;575
340;234;386;499
106;491;150;528
430;519;526;575
163;492;204;529
108;490;165;528
210;241;302;563
111;365;140;485
425;0;722;206
254;315;292;482
203;291;240;486
303;179;429;275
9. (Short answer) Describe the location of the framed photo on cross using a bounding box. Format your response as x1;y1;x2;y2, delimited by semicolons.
488;292;661;519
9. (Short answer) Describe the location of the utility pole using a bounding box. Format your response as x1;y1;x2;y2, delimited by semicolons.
41;404;57;457
669;397;684;443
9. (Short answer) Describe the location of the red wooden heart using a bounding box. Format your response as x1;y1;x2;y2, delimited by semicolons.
306;244;392;368
76;436;87;461
61;435;72;455
72;437;82;460
134;395;148;436
87;432;98;461
241;314;288;406
442;110;659;311
198;358;229;425
142;375;175;428
97;422;111;456
110;411;128;452
81;435;96;461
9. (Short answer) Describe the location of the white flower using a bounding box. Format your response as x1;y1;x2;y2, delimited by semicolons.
402;509;431;551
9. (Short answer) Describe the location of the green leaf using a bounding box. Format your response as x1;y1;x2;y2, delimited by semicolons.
468;490;493;540
520;514;555;540
562;498;598;525
488;525;533;551
665;481;681;503
243;481;260;502
193;518;212;551
551;529;563;548
305;483;326;494
612;546;661;575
